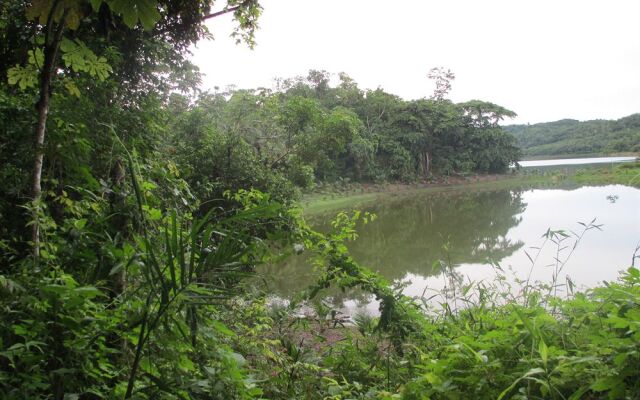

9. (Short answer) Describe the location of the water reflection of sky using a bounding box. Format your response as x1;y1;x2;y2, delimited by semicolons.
507;185;639;285
400;185;640;301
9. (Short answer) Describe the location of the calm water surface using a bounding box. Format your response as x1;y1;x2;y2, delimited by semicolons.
519;156;636;168
258;184;640;314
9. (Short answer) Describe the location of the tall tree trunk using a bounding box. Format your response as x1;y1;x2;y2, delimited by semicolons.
31;81;51;257
31;6;66;257
425;151;431;176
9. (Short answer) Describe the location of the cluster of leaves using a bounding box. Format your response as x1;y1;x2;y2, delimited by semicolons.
0;167;307;398
0;0;260;250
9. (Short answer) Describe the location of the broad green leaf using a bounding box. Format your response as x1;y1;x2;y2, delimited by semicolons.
64;79;81;97
139;357;158;374
591;376;623;392
12;325;28;336
28;48;45;68
568;386;590;400
229;352;246;367
26;0;87;29
212;320;235;337
498;368;545;400
7;65;38;90
538;339;549;367
25;0;54;25
107;0;160;30
60;37;76;53
141;181;157;190
60;39;112;81
73;286;102;299
89;0;104;12
144;207;162;221
135;0;161;30
178;355;195;372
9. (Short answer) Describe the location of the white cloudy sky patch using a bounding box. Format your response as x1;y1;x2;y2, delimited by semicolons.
191;0;640;124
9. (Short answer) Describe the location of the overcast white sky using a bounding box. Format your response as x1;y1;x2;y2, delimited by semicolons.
191;0;640;124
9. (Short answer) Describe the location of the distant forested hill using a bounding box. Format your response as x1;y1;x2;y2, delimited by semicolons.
504;114;640;157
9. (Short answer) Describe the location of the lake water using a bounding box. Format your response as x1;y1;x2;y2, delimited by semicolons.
258;184;640;314
519;156;637;168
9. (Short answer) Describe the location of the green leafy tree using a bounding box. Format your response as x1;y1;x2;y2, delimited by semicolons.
459;99;518;128
5;0;262;256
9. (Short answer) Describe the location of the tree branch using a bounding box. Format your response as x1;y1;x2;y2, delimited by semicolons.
202;5;241;20
44;0;62;45
203;0;257;21
270;148;295;169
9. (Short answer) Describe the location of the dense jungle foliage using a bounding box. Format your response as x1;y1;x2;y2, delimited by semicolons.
1;1;639;399
505;114;640;157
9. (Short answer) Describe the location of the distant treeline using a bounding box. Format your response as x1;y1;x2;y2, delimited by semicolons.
505;114;640;157
168;71;521;197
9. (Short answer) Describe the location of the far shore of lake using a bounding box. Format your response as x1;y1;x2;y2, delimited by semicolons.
301;158;640;215
520;152;639;161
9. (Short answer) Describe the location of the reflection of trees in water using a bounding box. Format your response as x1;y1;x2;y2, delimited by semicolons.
347;189;525;281
257;189;526;303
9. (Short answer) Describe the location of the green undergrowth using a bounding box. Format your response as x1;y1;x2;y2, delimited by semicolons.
2;185;639;398
572;161;640;187
516;161;640;189
296;267;640;400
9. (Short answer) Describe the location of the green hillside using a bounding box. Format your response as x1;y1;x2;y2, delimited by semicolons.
504;113;640;157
